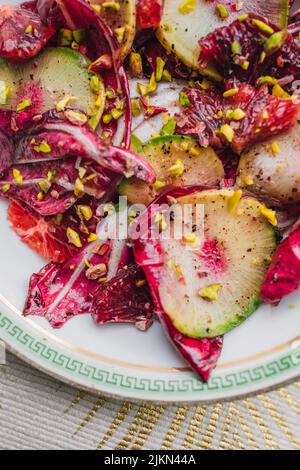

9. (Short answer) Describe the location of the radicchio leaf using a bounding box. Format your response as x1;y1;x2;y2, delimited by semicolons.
92;263;154;331
23;210;130;327
55;0;132;148
15;112;156;183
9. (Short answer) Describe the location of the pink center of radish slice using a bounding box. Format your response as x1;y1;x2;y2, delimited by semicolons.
198;238;227;276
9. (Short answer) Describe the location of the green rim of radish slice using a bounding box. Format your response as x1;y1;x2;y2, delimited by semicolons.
91;0;136;58
118;135;224;205
0;47;105;128
237;120;300;206
156;0;289;70
156;189;277;338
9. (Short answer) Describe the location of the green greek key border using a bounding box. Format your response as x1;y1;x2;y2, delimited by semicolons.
1;311;300;395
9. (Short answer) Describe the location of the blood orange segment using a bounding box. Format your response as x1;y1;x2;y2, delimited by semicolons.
8;199;75;263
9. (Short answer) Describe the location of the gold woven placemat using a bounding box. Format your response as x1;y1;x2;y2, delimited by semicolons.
1;352;300;450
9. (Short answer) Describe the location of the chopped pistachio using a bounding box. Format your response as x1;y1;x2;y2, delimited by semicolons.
102;1;120;11
88;233;99;242
55;95;77;112
162;69;172;82
153;180;166;191
183;233;197;244
65;109;88;125
243;174;254;186
16;99;31;112
178;0;196;14
111;108;124;120
271;141;280;155
216;110;223;119
67;227;82;248
226;109;234;120
168;259;175;269
259;51;266;63
13;168;23;184
276;166;283;174
69;264;75;270
264;30;287;55
155;57;165;82
131;98;142;117
215;3;229;19
179;91;190;107
238;13;249;21
33;140;52;153
91;4;101;14
155;212;167;231
252;19;274;35
228;189;243;214
231;40;241;55
272;84;290;99
37;192;44;201
105;87;116;100
115;27;125;44
231;108;246;121
136;82;149;97
257;75;278;86
262;110;269;120
77;205;93;221
1;184;10;193
129;52;143;77
0;82;10;105
168;159;185;178
219;124;235;143
73;29;86;44
74;178;85;197
190;146;201;156
58;28;73;46
241;60;250;70
25;24;33;34
38;179;51;193
223;88;239;98
90;75;100;93
198;284;222;301
103;113;112;124
260;207;277;226
160;117;176;135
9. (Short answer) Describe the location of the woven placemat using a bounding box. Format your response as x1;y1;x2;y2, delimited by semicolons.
1;352;300;450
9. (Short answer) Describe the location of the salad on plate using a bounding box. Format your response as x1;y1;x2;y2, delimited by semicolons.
0;0;300;382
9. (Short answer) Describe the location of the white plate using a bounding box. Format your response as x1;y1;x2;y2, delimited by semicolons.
0;0;300;402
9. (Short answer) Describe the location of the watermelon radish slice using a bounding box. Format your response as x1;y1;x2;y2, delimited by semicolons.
237;119;300;206
23;208;130;327
133;187;277;338
0;5;56;61
119;135;224;205
0;47;105;130
156;0;289;69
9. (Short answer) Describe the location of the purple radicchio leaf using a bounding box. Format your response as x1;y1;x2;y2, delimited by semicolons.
23;209;130;327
